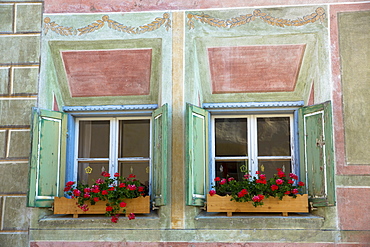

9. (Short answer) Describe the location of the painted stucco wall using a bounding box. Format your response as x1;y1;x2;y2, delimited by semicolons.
0;1;42;246
0;1;370;246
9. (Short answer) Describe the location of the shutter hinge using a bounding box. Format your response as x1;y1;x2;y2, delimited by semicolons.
152;201;159;211
309;202;318;212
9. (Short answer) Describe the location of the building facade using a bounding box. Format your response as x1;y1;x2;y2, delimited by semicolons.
0;0;369;246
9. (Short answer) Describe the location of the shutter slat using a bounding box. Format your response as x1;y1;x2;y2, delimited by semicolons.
298;101;335;207
27;108;67;207
152;104;168;206
186;104;209;206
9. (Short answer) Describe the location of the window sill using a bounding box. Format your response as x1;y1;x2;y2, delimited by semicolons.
194;211;324;230
37;211;161;229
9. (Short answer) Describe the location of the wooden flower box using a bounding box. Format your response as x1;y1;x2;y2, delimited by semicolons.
206;194;309;216
54;196;150;218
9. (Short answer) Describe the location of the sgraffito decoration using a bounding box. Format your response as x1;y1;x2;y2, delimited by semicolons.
43;13;171;36
187;7;325;29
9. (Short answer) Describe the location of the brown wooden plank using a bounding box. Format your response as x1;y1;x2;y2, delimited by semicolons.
54;196;150;216
207;194;309;214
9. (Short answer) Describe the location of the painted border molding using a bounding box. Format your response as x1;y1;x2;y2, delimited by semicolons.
44;13;171;36
203;101;304;109
63;104;158;112
187;7;325;29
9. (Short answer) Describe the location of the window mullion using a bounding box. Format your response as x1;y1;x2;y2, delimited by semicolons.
249;116;258;175
72;120;79;182
110;118;118;176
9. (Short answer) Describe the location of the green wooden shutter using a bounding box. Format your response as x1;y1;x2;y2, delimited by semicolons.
28;108;67;207
152;104;168;206
186;103;209;206
299;101;335;207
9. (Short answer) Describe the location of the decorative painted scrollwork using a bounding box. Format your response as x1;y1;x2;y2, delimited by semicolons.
44;13;171;36
187;7;326;29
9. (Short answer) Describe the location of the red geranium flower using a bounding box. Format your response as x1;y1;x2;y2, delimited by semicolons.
106;206;113;212
276;179;283;185
111;215;119;223
128;185;137;190
220;179;227;185
209;190;216;196
298;181;305;187
256;179;267;184
120;201;127;207
114;172;120;177
73;189;81;197
271;184;279;191
93;197;99;202
277;170;285;178
102;190;108;195
292;188;299;194
288;179;294;184
289;173;299;180
214;177;221;182
128;213;135;220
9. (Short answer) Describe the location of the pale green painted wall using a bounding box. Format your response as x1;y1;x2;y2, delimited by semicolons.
339;10;370;165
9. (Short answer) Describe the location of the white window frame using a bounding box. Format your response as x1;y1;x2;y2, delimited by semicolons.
73;116;152;193
210;113;295;180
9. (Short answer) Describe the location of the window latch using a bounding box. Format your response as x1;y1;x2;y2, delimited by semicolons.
316;136;325;148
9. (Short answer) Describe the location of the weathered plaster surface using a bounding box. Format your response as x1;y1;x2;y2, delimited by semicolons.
337;188;370;231
185;6;328;104
44;0;367;13
1;1;370;246
38;12;172;107
330;3;370;175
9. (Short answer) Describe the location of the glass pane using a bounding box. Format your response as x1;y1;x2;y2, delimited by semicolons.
258;160;291;179
215;118;248;157
215;160;248;181
78;120;110;158
78;162;109;186
257;117;291;156
119;120;150;158
119;162;149;187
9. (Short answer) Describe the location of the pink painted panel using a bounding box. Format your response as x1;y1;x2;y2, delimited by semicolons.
337;188;370;231
330;3;370;175
44;0;366;13
208;45;305;94
61;49;152;97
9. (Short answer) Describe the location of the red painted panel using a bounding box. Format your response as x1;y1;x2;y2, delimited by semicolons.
62;49;152;97
337;188;370;231
208;45;305;94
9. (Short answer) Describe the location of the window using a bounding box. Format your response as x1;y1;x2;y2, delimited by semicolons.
212;114;294;181
186;102;335;207
75;117;151;188
28;104;168;208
